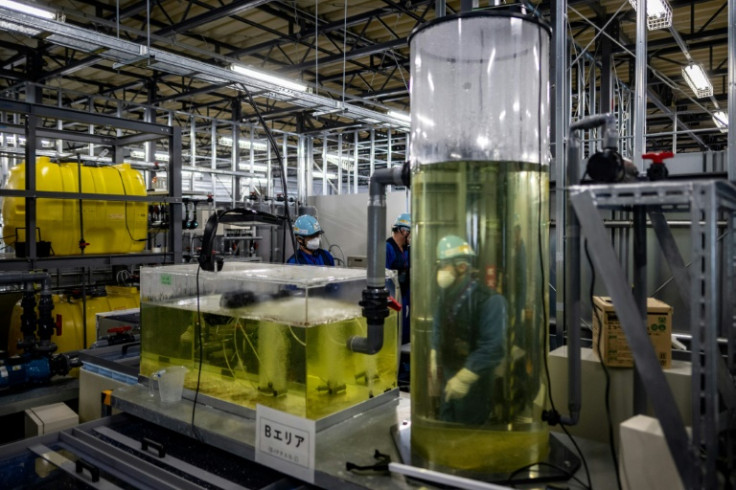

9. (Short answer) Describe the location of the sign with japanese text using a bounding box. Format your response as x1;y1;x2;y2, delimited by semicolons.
255;404;316;483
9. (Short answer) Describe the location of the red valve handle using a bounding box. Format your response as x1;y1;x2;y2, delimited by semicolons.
108;326;133;334
642;151;674;164
387;296;402;312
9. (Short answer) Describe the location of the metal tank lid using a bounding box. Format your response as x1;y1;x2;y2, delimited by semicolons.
408;4;552;45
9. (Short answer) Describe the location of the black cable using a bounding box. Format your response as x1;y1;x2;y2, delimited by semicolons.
76;155;86;255
505;461;591;489
190;253;207;441
240;86;299;264
586;239;623;490
535;24;592;490
113;166;149;243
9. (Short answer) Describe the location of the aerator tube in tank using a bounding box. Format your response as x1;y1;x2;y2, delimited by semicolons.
409;9;551;473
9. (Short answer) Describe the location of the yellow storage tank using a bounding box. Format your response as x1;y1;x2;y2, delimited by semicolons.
1;157;148;255
7;286;140;355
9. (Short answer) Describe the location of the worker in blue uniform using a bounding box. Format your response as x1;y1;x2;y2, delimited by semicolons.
286;215;335;266
430;235;508;425
386;212;411;344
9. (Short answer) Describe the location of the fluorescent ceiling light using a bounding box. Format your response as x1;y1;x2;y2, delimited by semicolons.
387;110;411;124
713;111;728;133
0;0;56;19
218;136;268;151
237;163;268;172
682;63;713;98
14;137;53;147
130;150;170;162
627;0;672;30
314;171;337;179
324;153;355;170
230;63;307;92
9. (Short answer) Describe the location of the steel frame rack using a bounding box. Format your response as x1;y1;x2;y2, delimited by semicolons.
0;98;183;270
570;180;736;489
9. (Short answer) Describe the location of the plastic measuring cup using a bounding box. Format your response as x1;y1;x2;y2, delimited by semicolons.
157;366;188;404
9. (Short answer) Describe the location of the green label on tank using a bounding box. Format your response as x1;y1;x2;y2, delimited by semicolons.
161;274;171;285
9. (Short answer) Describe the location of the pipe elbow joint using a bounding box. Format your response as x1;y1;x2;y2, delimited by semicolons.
348;288;390;354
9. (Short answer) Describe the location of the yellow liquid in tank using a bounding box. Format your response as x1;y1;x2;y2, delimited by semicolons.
411;419;549;473
141;295;398;420
410;160;550;473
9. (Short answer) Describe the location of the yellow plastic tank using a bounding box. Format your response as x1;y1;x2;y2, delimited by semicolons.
1;157;148;255
8;286;140;354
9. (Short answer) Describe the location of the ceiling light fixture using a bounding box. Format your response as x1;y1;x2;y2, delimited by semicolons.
230;63;307;93
130;150;170;162
237;163;268;172
0;0;56;19
627;0;672;30
713;111;728;133
682;63;713;98
314;171;337;179
387;110;411;124
218;136;269;151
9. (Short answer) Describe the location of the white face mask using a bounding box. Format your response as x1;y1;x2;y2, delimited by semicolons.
306;237;320;251
436;269;456;289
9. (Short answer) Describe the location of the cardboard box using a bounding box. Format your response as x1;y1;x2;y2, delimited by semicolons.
592;296;672;368
25;402;79;437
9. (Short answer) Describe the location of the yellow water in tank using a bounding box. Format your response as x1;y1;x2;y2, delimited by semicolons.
1;157;148;255
140;295;398;420
7;286;140;355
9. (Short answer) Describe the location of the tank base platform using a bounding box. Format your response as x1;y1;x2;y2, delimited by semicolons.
391;420;581;486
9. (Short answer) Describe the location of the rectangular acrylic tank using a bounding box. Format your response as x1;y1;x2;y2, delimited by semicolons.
140;262;399;420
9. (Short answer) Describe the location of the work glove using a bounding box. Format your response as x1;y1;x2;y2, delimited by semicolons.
444;368;479;402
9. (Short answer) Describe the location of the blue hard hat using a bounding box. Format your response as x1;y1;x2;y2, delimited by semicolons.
394;213;411;230
293;215;322;236
437;235;475;261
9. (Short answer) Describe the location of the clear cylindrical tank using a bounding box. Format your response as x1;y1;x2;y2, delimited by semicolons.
409;9;551;474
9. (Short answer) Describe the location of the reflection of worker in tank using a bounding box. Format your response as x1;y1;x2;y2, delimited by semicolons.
287;215;335;266
386;213;411;345
430;235;508;425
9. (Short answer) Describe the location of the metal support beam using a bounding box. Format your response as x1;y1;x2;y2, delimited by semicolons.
0;123;117;146
728;210;736;375
553;0;569;343
169;126;183;263
632;206;648;415
570;188;694;486
0;99;173;136
690;185;719;489
599;24;613;113
232;102;241;206
729;0;735;180
648;209;691;310
278;38;406;73
297;134;307;202
354;130;359;194
23;114;37;265
647;88;709;149
633;0;647;170
337;133;342;195
435;0;446;17
155;0;275;36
